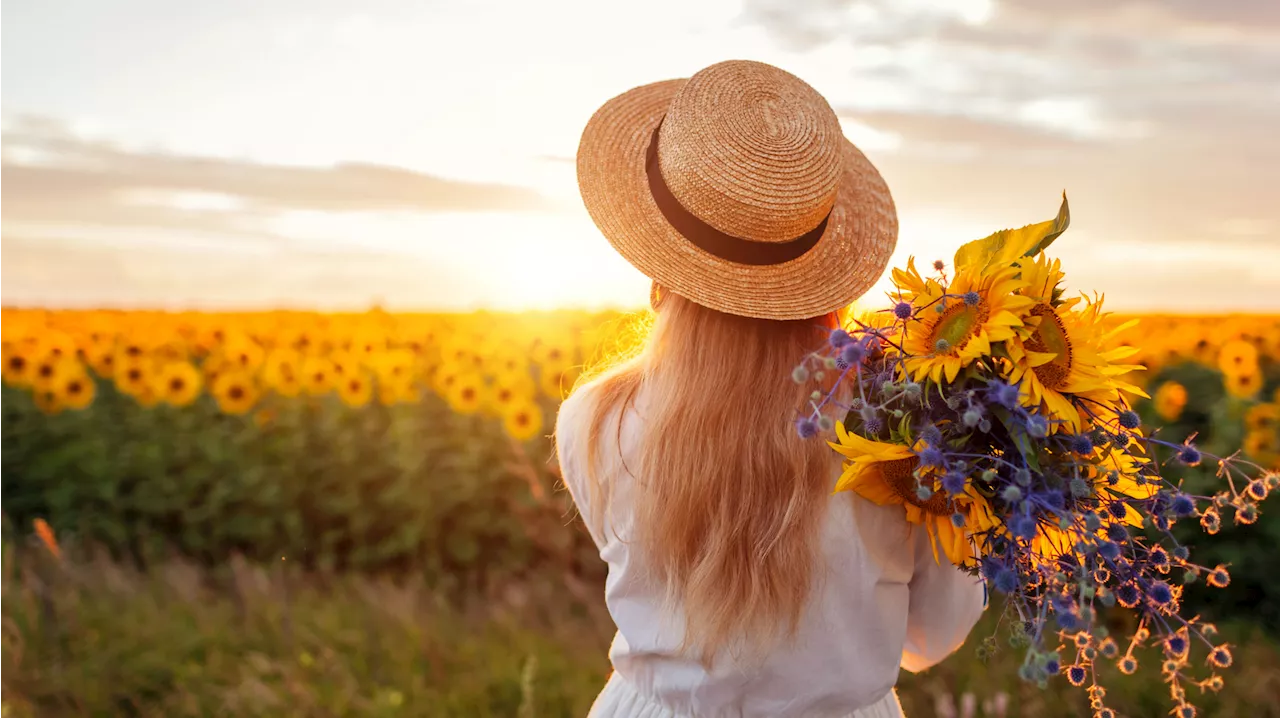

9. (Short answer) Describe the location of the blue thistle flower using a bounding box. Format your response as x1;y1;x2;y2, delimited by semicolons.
1118;410;1141;430
963;290;981;306
1177;444;1202;467
1001;485;1023;502
962;407;983;428
839;341;866;367
1209;645;1232;668
933;259;946;272
1043;656;1062;675
1171;493;1196;517
920;424;943;446
942;471;967;495
795;417;818;439
986;380;1020;410
1106;523;1127;543
950;512;966;527
864;415;885;435
1246;478;1269;501
919;445;946;468
1011;514;1038;540
893;301;913;320
994;568;1019;593
1107;500;1129;520
1148;580;1173;605
1098;541;1121;561
1069;478;1091;497
916;484;934;501
1066;664;1087;686
1172;545;1190;561
1014;468;1032;487
1084;511;1101;531
1114;583;1140;608
1070;434;1094;454
828;329;852;348
1163;634;1188;657
934;338;952;354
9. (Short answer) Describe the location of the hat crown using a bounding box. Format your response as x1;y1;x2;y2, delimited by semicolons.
657;60;845;244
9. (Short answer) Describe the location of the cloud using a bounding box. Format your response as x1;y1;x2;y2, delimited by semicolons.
1;116;562;234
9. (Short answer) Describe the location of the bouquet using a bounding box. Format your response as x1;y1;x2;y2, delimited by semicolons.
791;194;1279;718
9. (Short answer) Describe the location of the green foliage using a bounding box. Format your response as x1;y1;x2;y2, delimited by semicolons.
1;382;599;586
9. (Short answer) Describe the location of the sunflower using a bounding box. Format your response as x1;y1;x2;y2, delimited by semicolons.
894;258;1034;384
446;373;485;414
1225;368;1261;399
301;356;335;396
1153;381;1188;422
489;372;536;415
54;368;96;411
502;398;545;442
337;371;373;408
2;343;35;386
115;361;153;398
830;424;986;567
222;333;265;374
370;349;415;387
154;361;203;407
262;349;303;397
1246;404;1279;433
1006;293;1146;433
212;372;259;414
1218;340;1259;377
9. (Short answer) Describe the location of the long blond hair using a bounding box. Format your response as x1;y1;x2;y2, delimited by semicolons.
574;286;841;666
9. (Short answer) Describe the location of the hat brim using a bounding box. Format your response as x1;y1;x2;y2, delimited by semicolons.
576;78;898;321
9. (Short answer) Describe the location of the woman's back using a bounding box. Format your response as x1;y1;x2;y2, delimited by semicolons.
556;380;986;718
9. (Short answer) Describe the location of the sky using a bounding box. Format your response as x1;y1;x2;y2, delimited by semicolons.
3;0;1279;313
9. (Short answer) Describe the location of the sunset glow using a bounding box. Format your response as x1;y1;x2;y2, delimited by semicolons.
3;0;1278;311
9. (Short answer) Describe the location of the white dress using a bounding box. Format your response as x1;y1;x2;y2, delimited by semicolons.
555;381;987;718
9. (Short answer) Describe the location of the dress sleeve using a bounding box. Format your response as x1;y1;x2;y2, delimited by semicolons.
899;525;988;673
554;387;606;550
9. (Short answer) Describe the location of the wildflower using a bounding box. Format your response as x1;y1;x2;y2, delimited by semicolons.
1234;504;1258;525
1011;514;1038;540
1171;494;1196;517
839;341;867;367
1066;664;1088;686
1163;634;1187;657
1114;583;1140;608
1208;645;1232;668
1206;565;1230;588
986;380;1021;410
963;290;981;306
1118;656;1138;675
1027;415;1049;438
1176;444;1201;467
933;260;946;271
828;329;852;349
1070;434;1094;454
1175;703;1196;718
1099;637;1119;658
1246;478;1269;501
994;568;1019;593
1200;508;1221;534
918;445;946;468
212;372;259;415
1118;410;1141;430
791;365;810;383
893;301;913;320
795;418;818;439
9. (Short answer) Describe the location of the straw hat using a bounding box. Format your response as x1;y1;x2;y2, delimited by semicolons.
576;59;898;321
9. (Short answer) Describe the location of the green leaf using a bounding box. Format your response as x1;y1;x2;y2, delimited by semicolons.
952;192;1071;272
993;407;1041;472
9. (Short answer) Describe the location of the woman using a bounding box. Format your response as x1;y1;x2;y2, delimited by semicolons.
557;60;986;718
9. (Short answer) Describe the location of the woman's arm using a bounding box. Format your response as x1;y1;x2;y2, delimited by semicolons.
900;526;987;673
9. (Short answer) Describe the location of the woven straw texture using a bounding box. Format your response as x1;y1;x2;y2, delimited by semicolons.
577;60;898;321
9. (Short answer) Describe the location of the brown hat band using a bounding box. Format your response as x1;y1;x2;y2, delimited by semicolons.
645;122;829;267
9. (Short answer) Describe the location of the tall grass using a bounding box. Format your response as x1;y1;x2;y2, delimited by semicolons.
5;538;1280;718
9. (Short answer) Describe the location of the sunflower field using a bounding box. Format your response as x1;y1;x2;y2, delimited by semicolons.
3;307;1280;717
1;306;650;580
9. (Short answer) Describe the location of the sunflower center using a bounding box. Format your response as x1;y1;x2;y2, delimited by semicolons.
9;356;26;371
929;300;989;355
1025;304;1073;390
882;457;954;516
170;378;185;392
229;386;245;400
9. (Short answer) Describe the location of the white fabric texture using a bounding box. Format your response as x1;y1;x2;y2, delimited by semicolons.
555;380;987;718
589;671;907;718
